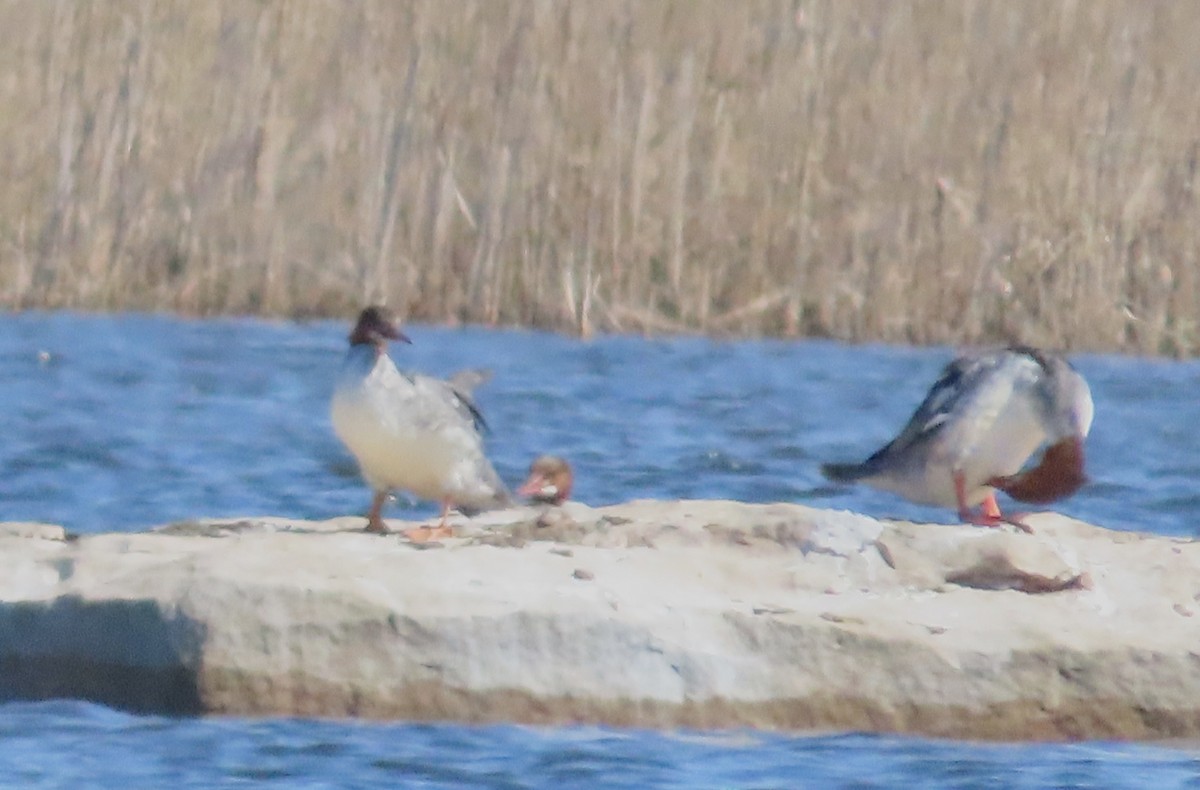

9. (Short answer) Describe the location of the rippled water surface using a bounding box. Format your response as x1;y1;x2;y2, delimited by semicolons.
4;312;1195;534
5;701;1200;790
3;312;1200;787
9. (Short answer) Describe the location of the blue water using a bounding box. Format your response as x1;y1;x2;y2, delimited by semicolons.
1;701;1199;789
3;311;1200;787
3;312;1192;535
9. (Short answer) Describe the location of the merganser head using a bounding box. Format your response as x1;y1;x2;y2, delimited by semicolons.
517;455;573;505
990;434;1087;504
990;353;1093;504
349;306;411;350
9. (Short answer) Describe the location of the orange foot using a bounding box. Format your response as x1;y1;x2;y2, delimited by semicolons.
954;475;1033;534
401;524;455;543
958;508;1034;534
401;498;459;542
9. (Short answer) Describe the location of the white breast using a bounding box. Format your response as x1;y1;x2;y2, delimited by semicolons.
331;349;499;505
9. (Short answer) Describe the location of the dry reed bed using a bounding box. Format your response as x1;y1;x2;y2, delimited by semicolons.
0;1;1197;353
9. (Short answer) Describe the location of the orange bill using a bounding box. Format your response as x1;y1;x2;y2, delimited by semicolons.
517;473;547;498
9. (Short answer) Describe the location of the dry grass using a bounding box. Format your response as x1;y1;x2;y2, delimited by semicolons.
1;1;1198;354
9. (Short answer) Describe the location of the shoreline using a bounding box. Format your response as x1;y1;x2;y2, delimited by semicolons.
2;501;1196;741
0;309;1169;361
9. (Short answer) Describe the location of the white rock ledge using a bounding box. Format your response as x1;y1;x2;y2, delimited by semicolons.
1;501;1198;741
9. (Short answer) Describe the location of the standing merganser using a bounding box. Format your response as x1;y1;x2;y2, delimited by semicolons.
821;346;1093;532
517;455;574;505
331;306;510;537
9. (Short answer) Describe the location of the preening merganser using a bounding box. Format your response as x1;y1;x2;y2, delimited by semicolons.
517;455;574;505
331;306;510;537
821;346;1093;532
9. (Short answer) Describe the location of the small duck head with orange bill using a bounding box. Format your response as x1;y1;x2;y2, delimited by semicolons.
518;455;574;506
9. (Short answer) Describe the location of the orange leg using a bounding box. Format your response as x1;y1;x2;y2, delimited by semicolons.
955;472;1032;534
980;491;1002;520
365;490;389;533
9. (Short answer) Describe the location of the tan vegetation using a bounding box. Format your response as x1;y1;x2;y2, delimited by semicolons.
0;1;1197;353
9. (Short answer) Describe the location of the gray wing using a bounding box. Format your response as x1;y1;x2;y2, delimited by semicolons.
446;369;493;433
831;351;1008;479
406;369;511;509
403;369;493;434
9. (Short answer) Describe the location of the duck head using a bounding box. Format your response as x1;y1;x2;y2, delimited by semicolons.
518;455;573;505
989;359;1092;504
349;306;411;351
989;435;1087;504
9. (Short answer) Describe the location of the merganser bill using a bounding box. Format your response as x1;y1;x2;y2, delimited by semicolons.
821;346;1093;532
331;306;510;536
517;455;574;505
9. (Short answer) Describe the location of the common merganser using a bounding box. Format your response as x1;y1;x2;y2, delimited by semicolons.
331;306;510;537
821;346;1093;532
517;455;574;505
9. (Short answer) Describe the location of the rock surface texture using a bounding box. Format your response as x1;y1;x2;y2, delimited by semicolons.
1;502;1198;741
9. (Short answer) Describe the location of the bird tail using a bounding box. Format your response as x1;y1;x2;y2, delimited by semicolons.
456;464;514;515
457;487;513;516
820;461;872;483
